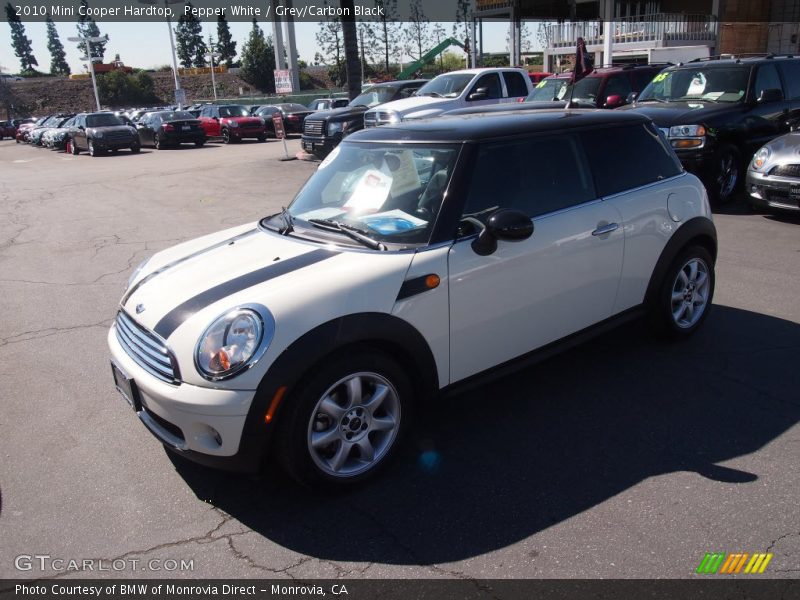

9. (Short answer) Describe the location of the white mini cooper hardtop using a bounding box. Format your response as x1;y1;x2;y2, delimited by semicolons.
109;110;717;487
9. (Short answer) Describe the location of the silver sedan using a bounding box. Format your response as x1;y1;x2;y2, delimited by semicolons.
747;131;800;212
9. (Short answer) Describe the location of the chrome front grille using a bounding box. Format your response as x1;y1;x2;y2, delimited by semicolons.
364;112;377;128
364;110;397;128
115;311;180;384
304;119;324;135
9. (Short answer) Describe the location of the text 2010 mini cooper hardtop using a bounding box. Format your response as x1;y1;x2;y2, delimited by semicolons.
109;110;717;487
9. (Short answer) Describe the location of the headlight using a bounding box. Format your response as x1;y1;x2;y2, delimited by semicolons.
126;257;150;291
93;130;104;138
195;307;273;380
668;124;706;149
752;146;770;170
385;111;400;124
669;124;706;137
327;121;345;136
227;120;239;128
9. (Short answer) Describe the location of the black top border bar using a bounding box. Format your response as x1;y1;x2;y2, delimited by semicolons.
0;0;781;23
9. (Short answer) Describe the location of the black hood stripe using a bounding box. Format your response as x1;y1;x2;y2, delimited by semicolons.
122;229;260;305
153;249;339;339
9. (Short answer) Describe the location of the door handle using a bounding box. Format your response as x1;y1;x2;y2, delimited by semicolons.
592;222;619;236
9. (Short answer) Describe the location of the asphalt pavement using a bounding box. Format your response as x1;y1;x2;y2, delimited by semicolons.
0;137;798;580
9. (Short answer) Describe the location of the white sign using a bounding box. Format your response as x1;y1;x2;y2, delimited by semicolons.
274;69;293;94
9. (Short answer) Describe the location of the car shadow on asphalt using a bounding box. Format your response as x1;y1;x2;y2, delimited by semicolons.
170;305;800;564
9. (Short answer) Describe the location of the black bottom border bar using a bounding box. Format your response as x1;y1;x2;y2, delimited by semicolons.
2;579;800;600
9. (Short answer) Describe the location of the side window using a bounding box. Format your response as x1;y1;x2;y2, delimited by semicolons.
462;133;596;221
502;71;528;98
581;124;682;196
199;106;209;117
399;86;419;99
754;64;783;99
469;73;502;100
634;69;658;91
778;61;800;100
604;74;632;99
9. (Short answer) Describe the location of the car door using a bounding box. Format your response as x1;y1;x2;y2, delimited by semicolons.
447;132;624;383
200;106;220;137
73;115;87;150
462;72;504;109
777;60;800;131
137;115;153;145
502;70;530;102
746;63;790;155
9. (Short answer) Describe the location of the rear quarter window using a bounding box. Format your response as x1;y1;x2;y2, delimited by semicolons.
503;72;529;98
581;123;682;196
778;61;800;100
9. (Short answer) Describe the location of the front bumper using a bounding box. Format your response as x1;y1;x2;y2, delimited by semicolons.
107;325;263;471
93;137;138;151
301;134;337;156
746;170;800;211
229;126;265;139
674;147;716;179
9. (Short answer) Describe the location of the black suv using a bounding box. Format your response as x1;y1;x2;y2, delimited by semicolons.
621;55;800;203
301;80;427;158
69;112;140;156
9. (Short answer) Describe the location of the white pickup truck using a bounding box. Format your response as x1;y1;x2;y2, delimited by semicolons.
363;68;533;127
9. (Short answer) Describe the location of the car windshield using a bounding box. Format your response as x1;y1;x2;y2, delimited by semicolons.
278;142;460;247
527;78;570;101
87;114;123;127
350;86;401;107
638;67;749;103
219;106;249;117
416;73;474;98
564;77;602;102
158;111;195;120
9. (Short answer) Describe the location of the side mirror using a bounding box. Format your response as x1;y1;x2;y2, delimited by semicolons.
604;94;624;108
758;88;783;103
471;209;534;256
626;91;638;104
468;87;489;101
212;116;219;121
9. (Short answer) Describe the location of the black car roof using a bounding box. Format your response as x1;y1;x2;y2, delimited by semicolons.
349;109;652;143
670;55;800;69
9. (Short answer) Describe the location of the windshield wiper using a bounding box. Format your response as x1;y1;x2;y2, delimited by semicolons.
307;219;387;251
277;206;294;235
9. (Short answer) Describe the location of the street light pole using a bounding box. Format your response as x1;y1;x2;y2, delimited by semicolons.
67;34;105;111
205;35;221;102
140;0;185;108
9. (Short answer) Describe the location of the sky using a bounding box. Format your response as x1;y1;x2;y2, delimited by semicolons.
1;20;540;75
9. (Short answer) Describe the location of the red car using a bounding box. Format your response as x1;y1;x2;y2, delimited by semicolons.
0;120;16;140
197;104;267;144
14;117;42;143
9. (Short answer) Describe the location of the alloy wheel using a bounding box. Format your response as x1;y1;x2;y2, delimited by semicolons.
716;152;738;200
307;372;401;478
670;257;711;329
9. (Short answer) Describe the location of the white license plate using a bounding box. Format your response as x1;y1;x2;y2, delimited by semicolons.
181;125;191;131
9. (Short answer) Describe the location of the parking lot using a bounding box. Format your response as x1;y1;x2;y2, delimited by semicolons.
0;136;798;580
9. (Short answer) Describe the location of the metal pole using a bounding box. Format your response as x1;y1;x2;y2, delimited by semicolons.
88;52;101;111
166;7;182;107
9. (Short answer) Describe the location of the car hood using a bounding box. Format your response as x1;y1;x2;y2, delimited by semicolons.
123;223;414;342
222;116;263;124
620;101;741;126
757;132;800;165
307;106;368;122
372;95;457;116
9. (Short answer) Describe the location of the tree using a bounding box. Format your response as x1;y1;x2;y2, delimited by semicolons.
216;13;236;67
76;0;107;61
96;70;159;107
364;0;401;73
316;5;345;86
431;23;448;71
340;0;361;100
440;51;465;73
46;17;70;76
453;0;471;43
239;19;276;92
506;21;533;57
404;0;432;62
175;2;207;68
5;3;38;72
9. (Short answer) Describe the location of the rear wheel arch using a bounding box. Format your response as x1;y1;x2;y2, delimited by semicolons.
644;217;718;308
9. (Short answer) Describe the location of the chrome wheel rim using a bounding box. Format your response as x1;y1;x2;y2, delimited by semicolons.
671;257;710;329
222;130;229;143
716;153;738;198
307;371;401;478
88;141;95;156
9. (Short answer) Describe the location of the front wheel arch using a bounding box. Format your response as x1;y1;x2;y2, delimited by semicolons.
242;314;439;453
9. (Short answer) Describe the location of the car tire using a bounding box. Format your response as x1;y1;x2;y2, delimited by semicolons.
276;348;411;488
257;134;266;142
709;144;741;205
194;140;205;147
650;245;715;340
70;140;79;155
130;143;140;154
88;140;101;157
154;137;162;150
222;129;232;144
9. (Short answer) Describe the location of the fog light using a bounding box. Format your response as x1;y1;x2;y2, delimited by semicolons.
210;427;222;446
